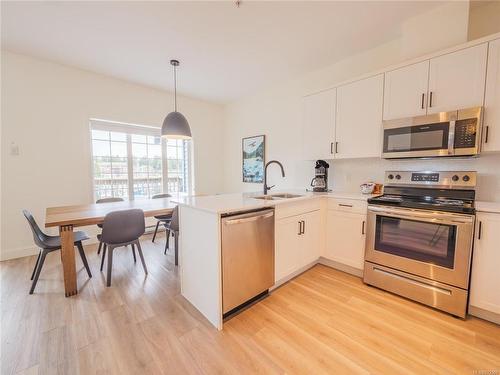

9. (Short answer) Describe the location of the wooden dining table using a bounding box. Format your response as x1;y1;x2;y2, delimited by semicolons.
45;198;176;297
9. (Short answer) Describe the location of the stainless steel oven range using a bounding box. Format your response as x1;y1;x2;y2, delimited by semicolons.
364;171;477;318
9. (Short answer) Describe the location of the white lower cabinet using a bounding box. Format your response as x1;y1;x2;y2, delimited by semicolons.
325;209;366;270
469;212;500;315
275;209;321;282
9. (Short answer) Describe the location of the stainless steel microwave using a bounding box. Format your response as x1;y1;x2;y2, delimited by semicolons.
382;107;483;159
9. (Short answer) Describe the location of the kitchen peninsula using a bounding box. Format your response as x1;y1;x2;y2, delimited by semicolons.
177;191;374;329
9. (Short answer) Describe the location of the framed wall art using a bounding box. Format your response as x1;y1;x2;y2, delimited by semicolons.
242;135;265;183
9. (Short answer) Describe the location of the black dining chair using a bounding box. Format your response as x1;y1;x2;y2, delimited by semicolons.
163;206;179;266
23;209;92;294
151;193;172;243
95;197;124;255
99;209;147;287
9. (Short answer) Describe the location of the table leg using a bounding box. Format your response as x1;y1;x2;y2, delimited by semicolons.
60;225;77;297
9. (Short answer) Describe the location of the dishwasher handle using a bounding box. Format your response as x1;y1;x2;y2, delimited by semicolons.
224;211;274;225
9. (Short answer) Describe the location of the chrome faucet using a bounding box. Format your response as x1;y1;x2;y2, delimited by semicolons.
263;160;285;195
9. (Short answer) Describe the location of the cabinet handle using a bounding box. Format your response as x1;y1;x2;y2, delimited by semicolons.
298;221;302;236
302;220;305;235
421;93;425;109
330;142;334;154
478;221;482;240
338;204;353;208
484;126;489;144
335;141;339;154
429;91;433;108
362;220;365;235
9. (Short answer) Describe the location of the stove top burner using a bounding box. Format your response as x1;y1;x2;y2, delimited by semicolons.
369;193;475;214
376;195;403;202
370;171;476;214
434;198;465;206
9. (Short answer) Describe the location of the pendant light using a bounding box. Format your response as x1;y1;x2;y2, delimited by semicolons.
161;59;192;139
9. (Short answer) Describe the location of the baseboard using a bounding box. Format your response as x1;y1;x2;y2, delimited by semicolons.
0;246;40;261
271;257;364;291
469;306;500;325
318;257;364;277
0;224;164;262
271;261;318;290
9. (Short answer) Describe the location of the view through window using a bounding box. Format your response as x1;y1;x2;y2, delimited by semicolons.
90;120;192;200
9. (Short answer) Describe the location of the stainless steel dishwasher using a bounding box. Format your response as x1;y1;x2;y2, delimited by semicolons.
221;208;275;315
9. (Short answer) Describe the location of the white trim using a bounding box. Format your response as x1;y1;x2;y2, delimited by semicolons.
303;32;500;98
1;245;39;261
90;118;160;136
89;119;194;200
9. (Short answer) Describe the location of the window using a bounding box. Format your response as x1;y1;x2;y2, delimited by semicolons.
90;120;192;200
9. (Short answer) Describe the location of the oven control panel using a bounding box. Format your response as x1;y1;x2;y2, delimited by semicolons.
411;173;439;182
385;171;476;188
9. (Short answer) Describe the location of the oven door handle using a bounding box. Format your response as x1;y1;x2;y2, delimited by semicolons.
367;205;473;224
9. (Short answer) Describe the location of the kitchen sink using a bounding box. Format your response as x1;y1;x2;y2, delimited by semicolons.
271;193;303;199
253;195;280;200
253;193;303;200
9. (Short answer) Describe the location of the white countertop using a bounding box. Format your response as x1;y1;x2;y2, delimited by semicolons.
476;201;500;214
175;190;377;214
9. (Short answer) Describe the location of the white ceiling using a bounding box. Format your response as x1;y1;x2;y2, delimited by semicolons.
1;1;445;103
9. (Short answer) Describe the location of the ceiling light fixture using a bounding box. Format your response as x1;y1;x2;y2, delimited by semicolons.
161;59;192;139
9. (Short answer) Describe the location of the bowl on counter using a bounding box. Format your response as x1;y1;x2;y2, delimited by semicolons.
360;182;376;194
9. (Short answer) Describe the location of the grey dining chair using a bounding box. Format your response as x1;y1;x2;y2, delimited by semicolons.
163;206;179;266
99;209;147;287
151;193;172;243
23;209;92;294
96;197;124;255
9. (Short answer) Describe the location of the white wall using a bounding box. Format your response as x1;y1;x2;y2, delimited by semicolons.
222;2;500;200
1;51;225;260
468;1;500;41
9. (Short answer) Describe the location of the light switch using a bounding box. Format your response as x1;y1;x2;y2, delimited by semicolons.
10;142;19;156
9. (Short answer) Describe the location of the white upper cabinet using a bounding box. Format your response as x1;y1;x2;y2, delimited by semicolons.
335;74;384;159
302;89;336;160
383;61;430;120
483;38;500;152
469;212;500;315
427;44;488;114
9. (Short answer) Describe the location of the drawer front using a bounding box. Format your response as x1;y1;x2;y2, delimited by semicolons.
327;198;367;214
275;198;322;220
364;262;468;318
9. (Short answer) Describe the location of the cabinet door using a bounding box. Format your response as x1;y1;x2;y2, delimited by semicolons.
427;44;488;114
483;39;500;152
302;89;336;160
469;213;500;314
325;210;366;270
275;215;302;281
335;74;384;159
383;61;429;120
298;210;322;267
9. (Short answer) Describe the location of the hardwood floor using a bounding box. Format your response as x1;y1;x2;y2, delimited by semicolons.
1;235;499;374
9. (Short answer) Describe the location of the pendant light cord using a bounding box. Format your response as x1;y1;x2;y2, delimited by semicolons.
173;64;177;112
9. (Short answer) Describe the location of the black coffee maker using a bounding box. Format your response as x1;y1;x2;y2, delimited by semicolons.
310;160;330;192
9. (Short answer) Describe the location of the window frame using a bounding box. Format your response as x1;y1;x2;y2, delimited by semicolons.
88;118;194;201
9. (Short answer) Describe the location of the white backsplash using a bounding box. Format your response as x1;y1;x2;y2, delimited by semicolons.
318;153;500;202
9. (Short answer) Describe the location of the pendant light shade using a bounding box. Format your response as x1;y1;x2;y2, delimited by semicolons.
161;111;191;139
161;59;192;139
